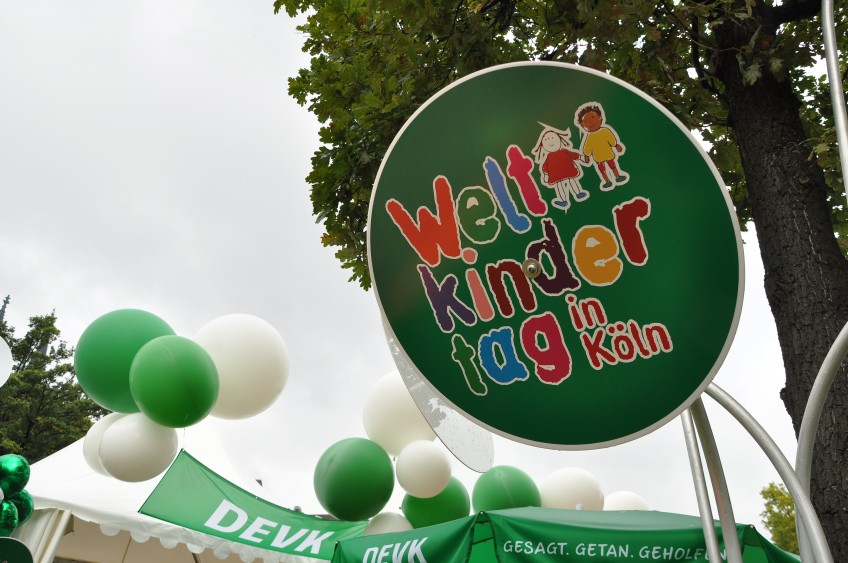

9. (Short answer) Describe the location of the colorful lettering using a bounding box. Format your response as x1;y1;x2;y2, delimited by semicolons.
418;265;476;332
451;334;488;395
386;176;462;266
456;185;501;244
520;312;572;384
572;225;623;286
484;156;531;233
479;327;530;384
613;196;651;265
506;145;547;216
526;218;581;295
486;259;538;317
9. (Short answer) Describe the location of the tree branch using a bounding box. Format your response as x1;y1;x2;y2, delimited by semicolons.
691;16;725;100
771;0;822;25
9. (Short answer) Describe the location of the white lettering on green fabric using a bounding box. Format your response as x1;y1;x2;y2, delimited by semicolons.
202;499;334;555
362;537;428;563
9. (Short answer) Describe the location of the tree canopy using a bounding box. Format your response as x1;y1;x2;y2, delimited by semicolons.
0;313;106;463
760;482;799;554
276;0;846;288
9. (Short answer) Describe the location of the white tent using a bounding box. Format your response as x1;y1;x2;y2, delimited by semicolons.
14;423;323;563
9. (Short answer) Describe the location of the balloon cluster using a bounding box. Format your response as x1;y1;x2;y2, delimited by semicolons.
473;465;650;513
75;310;289;482
313;371;461;530
0;454;33;536
312;371;649;533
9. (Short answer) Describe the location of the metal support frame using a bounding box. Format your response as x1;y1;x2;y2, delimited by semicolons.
706;385;833;563
679;382;835;562
794;320;848;561
788;1;848;560
681;411;723;562
688;400;744;563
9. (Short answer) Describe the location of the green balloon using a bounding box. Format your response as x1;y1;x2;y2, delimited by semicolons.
7;490;33;525
129;336;219;428
0;502;17;537
0;455;29;497
314;438;394;521
472;465;540;512
75;309;175;413
402;477;470;528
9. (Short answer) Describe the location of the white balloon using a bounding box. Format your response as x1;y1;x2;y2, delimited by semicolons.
98;413;179;482
195;314;289;419
604;490;650;511
396;440;452;499
363;371;436;456
365;512;413;535
83;413;127;475
0;337;12;388
540;467;604;510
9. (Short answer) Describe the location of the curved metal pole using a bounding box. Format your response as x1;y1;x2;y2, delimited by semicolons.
688;399;744;563
794;320;848;561
822;0;848;200
681;411;723;563
706;384;833;563
794;2;848;559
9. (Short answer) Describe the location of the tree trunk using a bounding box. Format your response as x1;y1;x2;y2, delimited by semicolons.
714;13;848;560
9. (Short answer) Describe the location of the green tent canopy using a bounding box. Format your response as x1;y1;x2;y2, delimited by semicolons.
332;507;799;562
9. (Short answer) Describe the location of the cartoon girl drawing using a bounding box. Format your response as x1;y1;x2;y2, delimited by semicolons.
532;125;589;211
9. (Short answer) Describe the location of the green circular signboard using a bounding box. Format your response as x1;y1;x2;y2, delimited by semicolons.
368;62;743;449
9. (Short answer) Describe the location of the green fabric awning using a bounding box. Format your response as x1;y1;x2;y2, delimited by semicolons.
331;507;799;562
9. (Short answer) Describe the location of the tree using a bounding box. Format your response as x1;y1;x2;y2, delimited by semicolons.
761;482;799;554
0;313;106;463
275;0;848;557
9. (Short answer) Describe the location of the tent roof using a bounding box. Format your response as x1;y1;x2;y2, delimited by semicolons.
331;507;801;563
25;422;321;563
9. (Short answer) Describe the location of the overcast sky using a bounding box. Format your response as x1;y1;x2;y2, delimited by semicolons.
0;0;798;533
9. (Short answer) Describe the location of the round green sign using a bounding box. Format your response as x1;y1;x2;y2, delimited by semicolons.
368;62;743;449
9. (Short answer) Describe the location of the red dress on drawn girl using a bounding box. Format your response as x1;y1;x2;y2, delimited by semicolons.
532;125;590;211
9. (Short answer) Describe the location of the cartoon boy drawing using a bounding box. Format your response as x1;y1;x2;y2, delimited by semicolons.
575;102;629;191
532;124;589;210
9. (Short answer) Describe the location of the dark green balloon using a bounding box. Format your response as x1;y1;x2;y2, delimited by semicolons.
7;490;32;525
0;502;18;537
314;438;394;521
472;465;540;512
0;455;29;497
129;336;219;428
75;309;175;413
402;477;470;528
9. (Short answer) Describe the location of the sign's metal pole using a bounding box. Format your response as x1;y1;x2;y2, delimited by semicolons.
822;0;848;204
681;411;723;562
791;2;848;558
793;320;848;561
706;384;833;563
689;400;744;563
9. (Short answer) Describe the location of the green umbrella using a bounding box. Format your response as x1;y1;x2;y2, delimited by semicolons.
332;507;799;562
